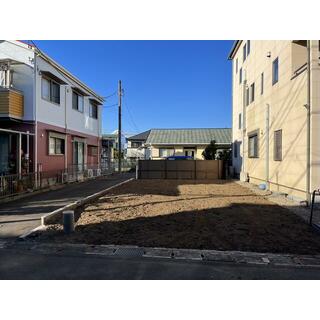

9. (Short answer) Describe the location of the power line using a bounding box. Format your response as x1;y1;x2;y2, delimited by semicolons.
123;100;140;132
102;91;117;99
102;103;118;108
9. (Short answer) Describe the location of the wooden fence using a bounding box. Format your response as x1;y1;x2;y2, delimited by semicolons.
137;160;223;180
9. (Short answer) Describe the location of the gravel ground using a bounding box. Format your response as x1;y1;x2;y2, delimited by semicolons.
35;179;320;255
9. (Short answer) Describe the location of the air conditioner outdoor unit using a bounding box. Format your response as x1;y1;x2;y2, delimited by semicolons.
61;172;68;183
87;169;93;178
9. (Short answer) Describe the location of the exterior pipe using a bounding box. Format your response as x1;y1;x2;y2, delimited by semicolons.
306;40;311;205
241;76;247;181
265;104;270;190
33;52;38;187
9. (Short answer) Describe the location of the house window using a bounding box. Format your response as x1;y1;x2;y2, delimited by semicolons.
235;58;238;74
239;68;242;84
247;40;250;56
234;142;238;158
131;141;142;148
72;91;84;112
261;73;264;95
159;148;174;158
272;57;279;85
89;102;98;119
274;130;282;161
243;43;247;62
88;145;98;156
238;113;242;129
49;137;65;155
246;87;250;106
250;83;255;103
41;77;60;104
248;133;258;158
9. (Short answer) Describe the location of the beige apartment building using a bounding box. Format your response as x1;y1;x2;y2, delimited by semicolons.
229;40;320;202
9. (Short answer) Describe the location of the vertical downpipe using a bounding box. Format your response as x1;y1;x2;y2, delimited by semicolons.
265;104;270;190
33;53;38;187
64;86;68;170
241;76;247;180
306;40;311;205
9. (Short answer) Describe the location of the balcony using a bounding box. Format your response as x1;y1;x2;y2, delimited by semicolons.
0;88;24;119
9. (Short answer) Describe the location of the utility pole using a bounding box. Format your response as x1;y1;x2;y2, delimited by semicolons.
118;80;122;173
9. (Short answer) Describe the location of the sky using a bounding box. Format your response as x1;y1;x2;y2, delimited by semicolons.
35;40;233;135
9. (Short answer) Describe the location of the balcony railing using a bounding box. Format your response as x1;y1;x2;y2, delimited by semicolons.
0;88;24;119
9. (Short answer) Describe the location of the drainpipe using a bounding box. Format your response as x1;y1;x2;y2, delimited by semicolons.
241;76;247;181
64;86;68;170
306;40;311;205
265;104;270;190
33;52;38;187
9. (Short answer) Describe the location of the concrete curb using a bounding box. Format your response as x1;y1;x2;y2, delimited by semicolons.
41;178;134;226
8;241;320;268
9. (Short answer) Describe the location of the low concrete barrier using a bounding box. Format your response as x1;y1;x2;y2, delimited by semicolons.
41;178;134;225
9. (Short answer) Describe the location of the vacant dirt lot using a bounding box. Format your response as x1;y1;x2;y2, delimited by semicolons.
39;179;320;254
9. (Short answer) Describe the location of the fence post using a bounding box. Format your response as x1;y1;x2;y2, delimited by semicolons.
136;160;139;180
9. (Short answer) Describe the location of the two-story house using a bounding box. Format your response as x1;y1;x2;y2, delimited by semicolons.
229;40;320;202
0;40;103;177
126;130;150;160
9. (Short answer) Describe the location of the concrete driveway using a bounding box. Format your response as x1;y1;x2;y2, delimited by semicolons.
0;173;133;239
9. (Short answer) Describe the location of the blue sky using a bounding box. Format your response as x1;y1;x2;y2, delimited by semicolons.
35;40;233;135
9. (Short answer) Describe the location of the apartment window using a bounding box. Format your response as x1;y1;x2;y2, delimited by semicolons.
246;87;250;106
272;57;279;85
235;58;238;74
41;77;60;104
89;102;98;119
248;132;258;158
72;91;84;112
88;145;98;157
234;142;238;158
49;137;65;155
261;73;264;95
250;83;255;103
274;130;282;161
239;68;242;84
243;44;247;62
247;40;250;56
159;148;174;158
238;113;242;129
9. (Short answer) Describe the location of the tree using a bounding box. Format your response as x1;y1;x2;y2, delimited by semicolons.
202;140;218;160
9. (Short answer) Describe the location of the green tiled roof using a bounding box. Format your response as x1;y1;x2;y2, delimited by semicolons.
146;128;231;145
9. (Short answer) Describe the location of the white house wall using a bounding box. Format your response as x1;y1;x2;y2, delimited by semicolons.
35;56;101;137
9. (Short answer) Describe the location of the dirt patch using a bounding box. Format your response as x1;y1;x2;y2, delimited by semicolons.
35;179;320;255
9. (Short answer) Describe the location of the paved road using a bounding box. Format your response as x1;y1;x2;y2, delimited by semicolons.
0;173;133;239
1;245;320;279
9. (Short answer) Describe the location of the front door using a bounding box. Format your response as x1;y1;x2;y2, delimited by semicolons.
73;141;84;171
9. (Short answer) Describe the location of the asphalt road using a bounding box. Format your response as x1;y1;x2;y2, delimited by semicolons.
1;247;320;280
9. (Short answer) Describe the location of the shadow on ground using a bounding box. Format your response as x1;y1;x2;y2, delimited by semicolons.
35;202;320;255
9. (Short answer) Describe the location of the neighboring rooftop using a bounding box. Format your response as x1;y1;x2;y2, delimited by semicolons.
102;133;118;140
145;128;232;145
127;130;151;141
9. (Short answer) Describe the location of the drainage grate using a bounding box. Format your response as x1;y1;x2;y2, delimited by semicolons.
114;247;145;258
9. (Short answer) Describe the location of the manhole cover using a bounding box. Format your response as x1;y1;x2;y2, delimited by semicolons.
114;247;145;258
